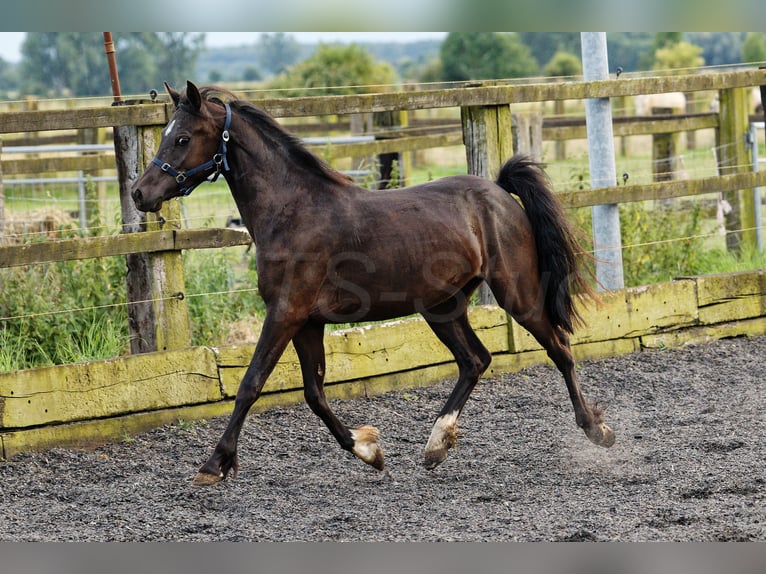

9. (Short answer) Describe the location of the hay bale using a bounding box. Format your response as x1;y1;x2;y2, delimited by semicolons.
3;209;76;243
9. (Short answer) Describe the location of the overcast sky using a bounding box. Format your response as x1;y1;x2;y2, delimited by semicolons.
0;32;447;63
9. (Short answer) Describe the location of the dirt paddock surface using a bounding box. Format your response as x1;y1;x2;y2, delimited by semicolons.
1;335;765;542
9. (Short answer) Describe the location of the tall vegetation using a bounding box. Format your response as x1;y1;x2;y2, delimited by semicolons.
0;245;265;371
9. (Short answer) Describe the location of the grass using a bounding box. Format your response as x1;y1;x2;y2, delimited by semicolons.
54;312;130;364
0;323;50;371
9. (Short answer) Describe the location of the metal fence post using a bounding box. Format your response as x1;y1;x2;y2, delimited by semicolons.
581;32;624;291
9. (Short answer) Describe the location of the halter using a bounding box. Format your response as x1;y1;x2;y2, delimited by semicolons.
151;103;232;196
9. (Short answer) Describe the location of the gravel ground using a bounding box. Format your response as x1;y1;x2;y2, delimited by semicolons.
1;336;765;541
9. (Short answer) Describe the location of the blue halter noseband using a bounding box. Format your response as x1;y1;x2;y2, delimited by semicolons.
151;103;232;196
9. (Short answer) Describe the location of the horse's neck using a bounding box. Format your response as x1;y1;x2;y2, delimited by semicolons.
223;146;323;246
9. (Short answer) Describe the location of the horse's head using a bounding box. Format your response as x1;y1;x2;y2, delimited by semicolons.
131;80;230;213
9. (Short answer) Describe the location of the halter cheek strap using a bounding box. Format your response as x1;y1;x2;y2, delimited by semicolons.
151;103;232;196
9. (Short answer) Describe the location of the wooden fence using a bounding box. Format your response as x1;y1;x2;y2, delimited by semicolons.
1;69;765;458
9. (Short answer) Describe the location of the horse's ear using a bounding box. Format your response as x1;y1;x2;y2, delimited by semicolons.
164;82;181;107
186;80;202;112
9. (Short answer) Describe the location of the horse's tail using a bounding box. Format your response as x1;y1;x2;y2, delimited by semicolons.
495;154;593;334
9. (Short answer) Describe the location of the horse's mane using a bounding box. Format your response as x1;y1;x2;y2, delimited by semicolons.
194;85;353;187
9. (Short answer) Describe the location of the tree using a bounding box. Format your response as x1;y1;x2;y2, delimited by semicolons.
543;51;582;78
607;32;655;72
742;33;766;63
653;41;705;72
687;32;746;67
242;66;262;82
0;56;19;96
18;32;203;97
654;32;683;51
267;44;396;96
518;33;580;72
257;33;301;75
439;33;538;82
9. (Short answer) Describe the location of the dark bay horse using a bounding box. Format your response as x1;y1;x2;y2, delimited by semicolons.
131;81;615;486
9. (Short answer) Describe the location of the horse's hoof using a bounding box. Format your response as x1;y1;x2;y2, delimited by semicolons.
192;471;223;486
351;425;385;470
423;411;459;470
423;448;449;470
585;422;616;447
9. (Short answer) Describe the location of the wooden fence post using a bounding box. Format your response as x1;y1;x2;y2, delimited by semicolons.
114;122;155;354
373;109;410;188
554;99;567;160
717;87;757;253
652;106;679;182
350;112;373;182
0;138;5;243
114;108;191;354
461;103;514;304
140;125;192;352
512;111;543;161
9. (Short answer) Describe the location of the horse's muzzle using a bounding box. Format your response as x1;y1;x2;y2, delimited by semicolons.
131;187;162;213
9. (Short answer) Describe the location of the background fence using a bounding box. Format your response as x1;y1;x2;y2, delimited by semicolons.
1;68;765;457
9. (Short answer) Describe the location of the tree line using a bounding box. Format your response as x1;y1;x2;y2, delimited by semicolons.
1;32;764;100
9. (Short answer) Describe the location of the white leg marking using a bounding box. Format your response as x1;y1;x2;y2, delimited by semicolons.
425;410;459;454
350;425;383;468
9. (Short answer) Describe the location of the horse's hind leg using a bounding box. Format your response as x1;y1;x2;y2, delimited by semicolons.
423;303;492;469
490;279;615;448
292;320;384;470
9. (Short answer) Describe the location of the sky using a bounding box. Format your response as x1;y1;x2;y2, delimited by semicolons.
0;32;447;63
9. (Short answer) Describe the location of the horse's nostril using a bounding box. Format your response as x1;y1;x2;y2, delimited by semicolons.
132;188;142;203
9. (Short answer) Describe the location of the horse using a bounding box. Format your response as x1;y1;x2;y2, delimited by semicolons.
131;81;615;486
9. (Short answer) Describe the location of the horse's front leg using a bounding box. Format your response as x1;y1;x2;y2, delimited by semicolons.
292;320;385;470
193;313;302;486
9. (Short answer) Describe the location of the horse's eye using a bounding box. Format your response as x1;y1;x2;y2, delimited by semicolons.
176;136;190;147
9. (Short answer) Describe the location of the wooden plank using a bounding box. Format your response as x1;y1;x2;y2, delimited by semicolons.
256;69;765;117
1;70;761;132
1;154;115;176
0;102;170;134
509;280;698;352
0;228;253;269
641;316;766;349
695;270;766;325
0;347;221;429
310;132;463;161
543;113;719;141
174;227;252;250
0;230;174;268
695;270;766;306
558;170;766;209
217;306;510;398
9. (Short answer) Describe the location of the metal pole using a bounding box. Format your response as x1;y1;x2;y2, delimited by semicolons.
103;32;122;102
580;32;624;291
